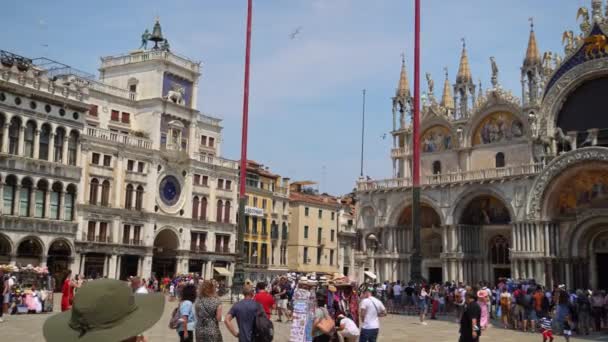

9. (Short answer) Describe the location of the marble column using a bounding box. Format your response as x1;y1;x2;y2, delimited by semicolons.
71;253;81;276
442;259;449;283
544;223;550;257
40;255;47;268
451;226;458;252
58;191;65;220
80;254;86;275
1;123;9;153
102;255;109;277
116;255;122;279
0;182;3;215
29;186;36;217
75;140;81;167
48;133;55;162
13;185;20;216
62;136;68;165
44;190;51;219
108;254;117;280
33;129;40;159
18;125;25;155
143;255;153;279
458;260;464;282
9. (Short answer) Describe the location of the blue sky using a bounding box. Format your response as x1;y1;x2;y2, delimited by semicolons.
2;0;586;195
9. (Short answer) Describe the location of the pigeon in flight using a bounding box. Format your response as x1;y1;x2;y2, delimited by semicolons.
289;26;302;40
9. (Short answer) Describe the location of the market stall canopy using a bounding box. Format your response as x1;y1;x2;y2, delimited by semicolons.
364;271;377;280
214;267;231;276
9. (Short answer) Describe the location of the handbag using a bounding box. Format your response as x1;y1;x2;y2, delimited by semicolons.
315;307;335;335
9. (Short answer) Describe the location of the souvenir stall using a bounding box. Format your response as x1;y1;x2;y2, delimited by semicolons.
289;276;319;342
327;274;360;326
1;264;54;314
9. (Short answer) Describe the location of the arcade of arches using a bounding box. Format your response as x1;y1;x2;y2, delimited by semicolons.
363;196;515;286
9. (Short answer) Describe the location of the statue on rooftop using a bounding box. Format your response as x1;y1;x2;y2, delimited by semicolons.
140;29;151;50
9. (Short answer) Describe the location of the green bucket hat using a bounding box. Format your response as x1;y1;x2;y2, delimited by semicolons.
43;279;164;342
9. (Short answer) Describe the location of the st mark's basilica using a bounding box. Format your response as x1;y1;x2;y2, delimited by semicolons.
355;0;608;291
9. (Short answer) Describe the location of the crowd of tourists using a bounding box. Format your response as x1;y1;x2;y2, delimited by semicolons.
30;268;608;341
367;277;608;340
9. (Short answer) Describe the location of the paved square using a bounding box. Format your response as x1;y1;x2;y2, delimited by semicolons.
2;297;605;341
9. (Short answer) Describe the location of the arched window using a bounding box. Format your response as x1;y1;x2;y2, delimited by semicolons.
89;178;99;205
125;184;134;209
68;131;78;166
19;178;33;217
490;235;510;264
8;117;21;155
282;222;288;239
39;124;51;161
50;182;62;220
192;196;199;219
54;127;65;162
101;180;110;206
3;175;17;215
35;180;47;218
24;121;36;158
432;160;442;175
135;185;144;210
495;152;505;168
200;197;207;221
224;201;231;223
64;185;76;220
216;200;223;222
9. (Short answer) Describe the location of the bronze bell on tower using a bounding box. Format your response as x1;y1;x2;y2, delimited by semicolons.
149;18;164;49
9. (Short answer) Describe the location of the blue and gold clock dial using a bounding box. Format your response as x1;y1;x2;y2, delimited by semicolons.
159;175;181;206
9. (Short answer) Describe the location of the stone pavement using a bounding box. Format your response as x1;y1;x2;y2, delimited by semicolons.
2;297;606;341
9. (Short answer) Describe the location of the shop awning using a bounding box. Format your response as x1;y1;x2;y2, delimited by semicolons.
364;271;377;280
214;267;231;277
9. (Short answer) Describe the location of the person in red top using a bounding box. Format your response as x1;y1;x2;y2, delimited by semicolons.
254;282;275;319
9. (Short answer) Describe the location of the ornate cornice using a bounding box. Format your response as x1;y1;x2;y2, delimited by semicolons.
526;147;608;220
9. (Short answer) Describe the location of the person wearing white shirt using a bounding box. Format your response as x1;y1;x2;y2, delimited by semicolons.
359;288;386;342
336;314;360;342
130;276;149;294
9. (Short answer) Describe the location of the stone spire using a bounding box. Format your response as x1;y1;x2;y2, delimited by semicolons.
454;39;475;119
392;54;412;130
396;54;411;98
441;67;454;110
456;39;473;84
523;18;541;68
521;18;543;107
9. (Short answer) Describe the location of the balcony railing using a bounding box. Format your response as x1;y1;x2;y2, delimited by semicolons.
357;163;543;191
85;126;153;149
122;239;143;246
190;245;207;253
82;233;112;244
100;50;200;73
215;246;231;254
193;153;238;169
88;79;137;101
391;147;407;158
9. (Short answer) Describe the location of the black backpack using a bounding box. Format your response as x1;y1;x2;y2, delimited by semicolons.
253;305;274;342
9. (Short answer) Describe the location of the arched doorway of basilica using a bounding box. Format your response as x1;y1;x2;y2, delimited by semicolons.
592;231;608;290
16;237;43;267
152;229;179;278
398;204;442;282
457;195;511;284
47;239;72;291
0;233;11;264
489;235;510;284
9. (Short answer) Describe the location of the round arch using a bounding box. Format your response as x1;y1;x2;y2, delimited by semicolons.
464;99;525;148
47;238;73;290
541;59;608;136
152;227;180;278
387;195;444;226
16;236;45;266
0;233;13;264
566;215;608;290
526;147;608;220
452;186;514;225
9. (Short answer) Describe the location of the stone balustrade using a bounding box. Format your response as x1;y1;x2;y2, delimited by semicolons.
84;126;153;149
357;163;543;191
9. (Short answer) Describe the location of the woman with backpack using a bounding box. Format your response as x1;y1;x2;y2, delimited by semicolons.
174;284;197;342
313;291;334;342
195;280;223;342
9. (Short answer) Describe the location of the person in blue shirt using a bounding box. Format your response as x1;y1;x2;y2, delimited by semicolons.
176;284;197;342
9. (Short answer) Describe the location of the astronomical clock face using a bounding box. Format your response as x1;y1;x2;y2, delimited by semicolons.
159;175;181;206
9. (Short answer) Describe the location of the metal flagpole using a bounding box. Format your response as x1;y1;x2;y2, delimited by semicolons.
360;89;366;177
234;0;253;295
410;0;423;282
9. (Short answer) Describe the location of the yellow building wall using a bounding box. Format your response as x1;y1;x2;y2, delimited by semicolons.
288;202;339;274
